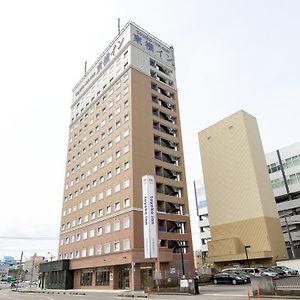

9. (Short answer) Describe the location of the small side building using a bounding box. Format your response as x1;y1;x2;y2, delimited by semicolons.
198;110;288;268
39;260;73;289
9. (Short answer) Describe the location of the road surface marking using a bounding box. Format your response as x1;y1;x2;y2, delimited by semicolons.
201;293;247;297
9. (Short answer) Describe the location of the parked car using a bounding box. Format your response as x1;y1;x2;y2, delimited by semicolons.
257;267;279;278
222;268;251;282
231;271;251;283
212;272;249;285
269;267;286;277
276;266;299;276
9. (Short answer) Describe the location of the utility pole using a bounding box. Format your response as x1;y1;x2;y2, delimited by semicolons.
30;253;36;288
282;215;296;259
244;245;251;267
16;251;23;291
118;18;121;35
84;61;87;75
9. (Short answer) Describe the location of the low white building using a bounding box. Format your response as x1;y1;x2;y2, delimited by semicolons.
266;142;300;259
193;179;211;263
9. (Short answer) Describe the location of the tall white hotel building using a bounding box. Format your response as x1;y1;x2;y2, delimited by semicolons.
52;22;193;290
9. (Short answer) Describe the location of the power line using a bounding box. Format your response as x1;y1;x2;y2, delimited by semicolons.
0;249;58;251
0;236;58;240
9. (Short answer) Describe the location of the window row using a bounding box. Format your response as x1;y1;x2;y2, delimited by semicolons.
61;217;130;243
62;196;130;222
71;97;129;144
71;71;129;123
271;172;300;189
64;178;130;202
66;144;129;179
65;160;129;190
67;128;130;166
60;238;131;260
68;114;129;154
268;154;300;174
72;96;129;129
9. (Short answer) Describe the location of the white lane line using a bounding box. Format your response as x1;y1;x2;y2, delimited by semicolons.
201;293;247;297
30;295;54;300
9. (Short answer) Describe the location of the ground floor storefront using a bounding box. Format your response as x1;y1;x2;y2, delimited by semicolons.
40;250;194;291
73;263;155;290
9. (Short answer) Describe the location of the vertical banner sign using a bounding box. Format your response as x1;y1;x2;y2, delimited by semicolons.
142;175;158;259
142;175;150;259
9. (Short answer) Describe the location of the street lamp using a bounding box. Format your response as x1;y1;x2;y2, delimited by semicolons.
244;246;251;268
180;247;185;278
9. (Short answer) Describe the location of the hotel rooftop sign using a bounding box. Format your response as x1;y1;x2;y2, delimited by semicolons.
73;22;174;100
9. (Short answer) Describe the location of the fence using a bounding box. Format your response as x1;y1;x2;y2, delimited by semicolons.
274;276;300;290
152;270;196;293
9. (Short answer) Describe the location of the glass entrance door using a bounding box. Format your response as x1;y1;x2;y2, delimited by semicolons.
118;265;130;289
140;265;153;290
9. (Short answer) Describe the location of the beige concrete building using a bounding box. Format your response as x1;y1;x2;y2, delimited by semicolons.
24;254;44;284
58;22;193;290
198;110;287;268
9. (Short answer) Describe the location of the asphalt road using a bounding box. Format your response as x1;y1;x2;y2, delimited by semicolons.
0;284;257;300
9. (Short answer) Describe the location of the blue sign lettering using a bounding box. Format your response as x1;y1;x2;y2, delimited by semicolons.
96;61;103;74
118;37;125;49
133;33;142;45
103;52;110;67
145;40;154;52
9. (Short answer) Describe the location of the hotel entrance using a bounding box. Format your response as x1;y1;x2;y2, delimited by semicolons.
140;265;153;290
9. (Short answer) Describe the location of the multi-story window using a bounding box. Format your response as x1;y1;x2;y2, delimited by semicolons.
114;241;120;252
123;239;130;250
114;220;120;231
123;217;130;229
105;223;111;234
104;243;110;254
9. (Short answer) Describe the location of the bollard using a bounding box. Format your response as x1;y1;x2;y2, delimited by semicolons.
257;287;261;300
247;288;251;300
157;285;160;295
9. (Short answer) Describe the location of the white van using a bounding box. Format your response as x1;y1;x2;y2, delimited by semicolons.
241;268;260;276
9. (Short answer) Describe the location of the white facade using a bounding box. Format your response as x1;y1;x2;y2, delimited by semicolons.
266;142;300;198
70;22;176;124
266;142;300;258
194;179;210;258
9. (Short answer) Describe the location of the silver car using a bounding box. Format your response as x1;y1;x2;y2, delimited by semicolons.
276;266;299;276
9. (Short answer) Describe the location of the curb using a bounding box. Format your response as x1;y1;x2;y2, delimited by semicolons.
14;290;86;296
118;294;148;298
14;289;194;297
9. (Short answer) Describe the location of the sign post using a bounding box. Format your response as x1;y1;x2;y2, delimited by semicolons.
142;175;160;292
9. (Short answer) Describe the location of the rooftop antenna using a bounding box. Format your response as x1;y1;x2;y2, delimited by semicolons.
118;18;121;35
84;60;87;75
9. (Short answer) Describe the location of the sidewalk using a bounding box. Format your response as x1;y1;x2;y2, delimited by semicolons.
15;287;149;298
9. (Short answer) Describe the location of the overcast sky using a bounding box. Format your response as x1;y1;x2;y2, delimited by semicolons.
0;0;299;261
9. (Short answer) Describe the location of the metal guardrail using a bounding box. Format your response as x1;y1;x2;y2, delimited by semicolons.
274;276;300;289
